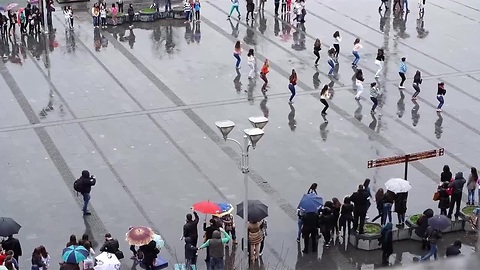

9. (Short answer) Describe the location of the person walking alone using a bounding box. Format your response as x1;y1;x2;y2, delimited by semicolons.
412;70;422;99
398;57;407;88
333;31;341;59
352;38;362;66
247;49;255;79
260;59;269;92
245;0;254;21
370;82;381;114
288;69;297;104
374;49;385;78
418;226;441;261
436;82;446;112
313;38;321;66
75;170;96;216
233;41;242;69
320;84;330;115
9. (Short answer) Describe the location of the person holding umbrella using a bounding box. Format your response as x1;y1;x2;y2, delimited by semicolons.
248;219;264;261
418;225;442;261
1;235;22;263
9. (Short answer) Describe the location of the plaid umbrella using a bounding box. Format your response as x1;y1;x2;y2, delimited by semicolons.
126;226;154;246
62;245;89;263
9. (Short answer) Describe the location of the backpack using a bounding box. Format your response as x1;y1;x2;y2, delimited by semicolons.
74;178;84;193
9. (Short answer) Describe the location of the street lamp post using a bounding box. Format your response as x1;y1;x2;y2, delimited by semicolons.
215;116;268;266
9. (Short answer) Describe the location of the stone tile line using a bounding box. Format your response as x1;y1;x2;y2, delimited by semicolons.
0;61;112;261
206;0;480;104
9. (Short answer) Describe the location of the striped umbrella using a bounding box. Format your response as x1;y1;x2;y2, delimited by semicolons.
62;245;89;264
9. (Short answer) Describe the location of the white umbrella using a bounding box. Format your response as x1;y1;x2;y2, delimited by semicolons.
94;252;120;270
152;234;164;249
385;178;412;193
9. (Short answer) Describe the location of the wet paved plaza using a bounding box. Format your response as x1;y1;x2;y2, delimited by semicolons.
0;0;479;268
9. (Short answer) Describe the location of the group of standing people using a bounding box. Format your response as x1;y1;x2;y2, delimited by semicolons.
91;2;135;28
181;210;267;269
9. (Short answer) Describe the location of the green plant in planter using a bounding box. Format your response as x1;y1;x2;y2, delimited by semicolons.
462;206;477;216
107;11;125;17
409;214;422;224
363;223;382;234
140;7;156;13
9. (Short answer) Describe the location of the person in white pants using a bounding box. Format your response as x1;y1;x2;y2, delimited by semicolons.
247;49;255;79
375;48;385;78
355;69;365;100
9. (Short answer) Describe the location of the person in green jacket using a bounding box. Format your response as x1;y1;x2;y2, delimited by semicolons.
198;227;231;269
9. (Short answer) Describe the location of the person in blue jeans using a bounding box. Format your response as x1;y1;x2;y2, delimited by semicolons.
78;170;96;216
233;40;242;69
288;69;297;104
419;226;441;261
199;227;231;270
436;82;446;112
402;0;409;13
382;191;395;225
327;48;336;76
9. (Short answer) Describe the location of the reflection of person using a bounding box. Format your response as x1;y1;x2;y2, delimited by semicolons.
434;112;443;138
288;104;296;131
411;100;420;126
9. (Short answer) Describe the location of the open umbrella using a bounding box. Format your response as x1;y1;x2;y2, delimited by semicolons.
6;3;18;10
94;252;120;270
213;203;234;217
126;226;154;246
62;245;89;264
0;217;21;237
385;178;412;193
298;193;324;213
428;214;451;231
236;200;268;222
152;234;164;249
192;201;222;214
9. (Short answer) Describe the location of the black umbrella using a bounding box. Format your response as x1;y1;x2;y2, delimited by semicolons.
236;200;268;222
0;217;21;237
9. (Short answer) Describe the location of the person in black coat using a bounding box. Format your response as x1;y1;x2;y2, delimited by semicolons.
202;218;218;262
339;197;354;237
445;240;461;257
441;165;452;183
100;233;121;259
438;182;450;216
349;185;370;234
394;192;408;227
183;211;199;246
318;207;335;247
415;208;433;250
139;240;158;270
184;237;197;269
301;212;319;253
1;236;22;262
379;222;393;266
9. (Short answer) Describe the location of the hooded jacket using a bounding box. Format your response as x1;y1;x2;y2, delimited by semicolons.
79;170;96;194
449;172;466;194
184;237;197;260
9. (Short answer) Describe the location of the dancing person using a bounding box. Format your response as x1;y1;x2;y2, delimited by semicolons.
320;84;330;115
355;69;364;100
436;82;446;112
412;70;422;99
352;38;362;66
398;57;407;88
374;49;385;78
313;38;321;66
288;69;297;104
247;49;255;79
260;59;269;91
333;31;341;59
228;0;241;20
327;48;336;76
370;82;381;114
233;40;242;69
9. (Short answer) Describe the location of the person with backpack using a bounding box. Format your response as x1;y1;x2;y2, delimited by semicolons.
418;225;441;261
74;170;96;216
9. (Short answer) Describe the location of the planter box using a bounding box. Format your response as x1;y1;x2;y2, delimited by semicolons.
442;219;464;233
348;222;382;251
139;12;155;22
392;226;411;241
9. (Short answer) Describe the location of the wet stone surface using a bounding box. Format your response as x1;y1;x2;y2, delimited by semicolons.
0;0;479;269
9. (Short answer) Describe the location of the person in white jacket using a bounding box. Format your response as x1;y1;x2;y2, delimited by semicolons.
247;49;255;79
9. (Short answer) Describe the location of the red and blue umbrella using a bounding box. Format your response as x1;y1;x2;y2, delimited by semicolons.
192;201;234;215
62;245;89;263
